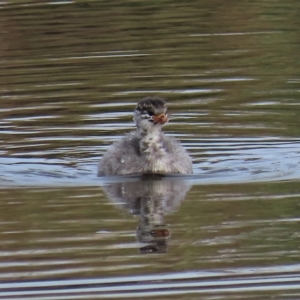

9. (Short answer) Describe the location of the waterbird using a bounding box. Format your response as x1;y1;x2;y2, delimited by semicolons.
98;96;193;176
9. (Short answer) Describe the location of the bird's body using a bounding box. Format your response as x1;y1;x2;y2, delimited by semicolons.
98;97;193;176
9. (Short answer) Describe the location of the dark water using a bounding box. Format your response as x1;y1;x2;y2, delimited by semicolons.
1;0;300;299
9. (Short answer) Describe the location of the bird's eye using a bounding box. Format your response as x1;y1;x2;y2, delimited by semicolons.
140;111;149;119
148;111;154;116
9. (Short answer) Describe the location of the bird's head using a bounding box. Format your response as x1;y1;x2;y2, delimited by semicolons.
134;96;168;131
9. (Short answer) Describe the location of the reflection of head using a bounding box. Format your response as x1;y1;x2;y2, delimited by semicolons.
137;222;169;244
137;226;170;254
140;240;168;254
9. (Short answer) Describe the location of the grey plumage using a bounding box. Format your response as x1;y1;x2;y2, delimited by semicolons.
98;96;193;176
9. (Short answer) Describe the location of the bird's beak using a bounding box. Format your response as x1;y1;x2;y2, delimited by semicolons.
152;113;168;125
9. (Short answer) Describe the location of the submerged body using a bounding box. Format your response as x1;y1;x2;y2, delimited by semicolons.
98;97;193;176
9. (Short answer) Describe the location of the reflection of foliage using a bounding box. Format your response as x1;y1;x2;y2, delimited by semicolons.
170;180;300;269
1;0;300;162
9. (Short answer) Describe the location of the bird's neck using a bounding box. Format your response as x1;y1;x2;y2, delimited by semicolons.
137;127;164;155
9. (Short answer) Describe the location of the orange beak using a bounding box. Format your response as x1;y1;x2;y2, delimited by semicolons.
152;113;168;125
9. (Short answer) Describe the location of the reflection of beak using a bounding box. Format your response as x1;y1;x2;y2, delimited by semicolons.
151;228;170;238
152;113;168;125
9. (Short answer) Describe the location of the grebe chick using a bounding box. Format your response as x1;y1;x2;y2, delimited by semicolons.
98;96;193;176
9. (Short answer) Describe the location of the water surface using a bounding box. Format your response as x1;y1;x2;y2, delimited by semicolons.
1;0;300;299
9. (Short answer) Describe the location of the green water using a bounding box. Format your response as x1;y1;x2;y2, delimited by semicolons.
1;1;300;299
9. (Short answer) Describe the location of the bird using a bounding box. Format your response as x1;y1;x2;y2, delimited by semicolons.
98;96;193;176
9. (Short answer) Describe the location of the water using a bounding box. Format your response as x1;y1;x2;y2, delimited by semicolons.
1;0;300;299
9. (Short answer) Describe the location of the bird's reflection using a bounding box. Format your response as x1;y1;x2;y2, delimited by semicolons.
102;175;191;254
